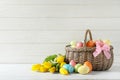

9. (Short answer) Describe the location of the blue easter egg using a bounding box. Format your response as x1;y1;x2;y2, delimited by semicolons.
63;64;74;73
68;65;74;73
63;64;70;71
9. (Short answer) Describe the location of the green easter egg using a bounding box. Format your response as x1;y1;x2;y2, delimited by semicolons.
70;41;77;46
75;64;82;73
71;45;76;48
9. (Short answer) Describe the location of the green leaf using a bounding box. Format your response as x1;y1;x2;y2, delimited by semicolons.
43;54;57;62
56;63;60;72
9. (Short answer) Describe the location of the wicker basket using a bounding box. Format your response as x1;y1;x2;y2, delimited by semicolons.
65;29;114;71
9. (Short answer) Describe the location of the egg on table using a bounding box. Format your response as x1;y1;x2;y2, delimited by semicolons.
68;65;74;73
69;60;76;67
74;63;82;72
78;65;89;75
63;64;74;73
59;67;69;75
84;61;92;72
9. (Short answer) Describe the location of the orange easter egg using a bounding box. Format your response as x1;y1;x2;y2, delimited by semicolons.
86;40;95;47
84;61;92;72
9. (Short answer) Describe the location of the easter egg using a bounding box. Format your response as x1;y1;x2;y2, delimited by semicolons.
78;65;89;75
68;65;74;73
60;62;66;68
70;41;77;46
74;64;82;72
84;61;92;72
69;60;76;67
76;42;83;49
59;68;69;75
63;64;70;71
103;40;111;45
63;64;74;73
71;45;76;48
86;40;95;47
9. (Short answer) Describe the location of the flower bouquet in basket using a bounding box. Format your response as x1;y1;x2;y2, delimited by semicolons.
31;29;114;75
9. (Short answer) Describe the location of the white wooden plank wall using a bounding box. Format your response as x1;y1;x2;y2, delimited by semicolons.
0;0;119;64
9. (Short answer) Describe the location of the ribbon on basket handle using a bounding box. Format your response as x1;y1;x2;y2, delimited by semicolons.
93;40;111;59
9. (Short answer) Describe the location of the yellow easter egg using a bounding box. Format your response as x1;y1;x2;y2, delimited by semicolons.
71;45;76;48
78;65;89;75
60;62;66;68
59;68;69;75
103;40;111;45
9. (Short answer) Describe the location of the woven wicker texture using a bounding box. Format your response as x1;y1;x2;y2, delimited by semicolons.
65;29;114;71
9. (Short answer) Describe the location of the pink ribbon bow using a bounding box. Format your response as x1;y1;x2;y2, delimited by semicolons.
93;40;111;59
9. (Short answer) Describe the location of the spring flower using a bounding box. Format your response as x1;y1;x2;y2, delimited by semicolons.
49;67;56;73
43;62;52;69
32;64;41;71
56;56;65;63
39;65;48;72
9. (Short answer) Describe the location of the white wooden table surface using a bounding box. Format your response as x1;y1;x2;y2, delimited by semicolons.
0;64;119;80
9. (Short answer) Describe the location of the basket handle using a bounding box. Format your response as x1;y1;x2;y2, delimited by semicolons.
84;29;93;47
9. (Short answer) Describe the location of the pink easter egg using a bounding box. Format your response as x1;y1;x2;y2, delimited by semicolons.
69;60;76;67
76;42;83;49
